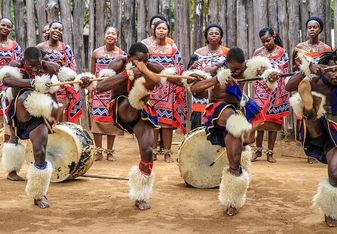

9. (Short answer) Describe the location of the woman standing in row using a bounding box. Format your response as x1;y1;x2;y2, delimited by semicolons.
89;27;126;161
147;20;186;163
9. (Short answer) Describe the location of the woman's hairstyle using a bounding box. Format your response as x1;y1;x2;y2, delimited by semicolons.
259;27;283;47
204;24;223;45
149;15;167;26
47;21;64;41
153;20;170;38
306;16;323;34
105;26;119;37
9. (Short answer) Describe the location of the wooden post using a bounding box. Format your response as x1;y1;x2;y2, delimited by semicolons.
2;0;11;39
137;0;146;41
36;0;47;43
277;0;289;53
124;0;136;51
59;0;73;48
88;0;94;72
335;0;337;49
160;0;171;31
208;0;218;24
247;0;254;57
219;0;227;46
324;0;331;46
110;0;122;47
253;0;268;50
300;0;309;42
268;0;278;33
13;0;25;49
288;0;300;66
148;0;159;22
46;0;59;23
226;0;236;48
309;0;324;41
193;0;203;52
236;0;247;58
95;1;106;48
26;0;36;47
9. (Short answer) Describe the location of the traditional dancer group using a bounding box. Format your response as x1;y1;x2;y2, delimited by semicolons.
0;14;336;228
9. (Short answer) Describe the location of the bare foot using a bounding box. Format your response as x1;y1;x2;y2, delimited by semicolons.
226;207;239;216
34;197;50;209
267;155;277;163
251;151;262;162
135;200;151;211
94;152;103;161
7;171;25;181
107;154;117;162
298;78;313;112
164;153;174;163
307;157;318;164
325;215;337;227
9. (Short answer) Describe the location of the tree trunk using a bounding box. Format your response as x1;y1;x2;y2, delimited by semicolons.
226;0;236;48
110;0;122;47
208;0;218;24
247;0;254;57
95;1;106;48
309;0;324;41
288;0;300;70
277;0;289;53
268;0;278;32
59;0;73;48
300;0;309;42
193;0;203;52
36;0;47;43
148;0;159;24
2;0;11;39
124;0;136;51
236;0;247;58
324;0;331;46
137;0;146;41
46;0;59;23
253;0;268;50
219;0;227;46
335;0;337;50
13;0;25;49
26;0;36;47
160;0;171;30
88;0;94;71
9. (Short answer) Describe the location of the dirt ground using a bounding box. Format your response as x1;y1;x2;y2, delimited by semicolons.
0;132;336;234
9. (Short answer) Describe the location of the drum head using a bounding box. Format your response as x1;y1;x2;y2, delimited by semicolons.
25;122;94;182
178;127;227;188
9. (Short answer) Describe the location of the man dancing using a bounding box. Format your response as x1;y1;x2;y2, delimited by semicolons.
188;48;264;216
81;42;167;210
1;47;63;208
286;50;337;227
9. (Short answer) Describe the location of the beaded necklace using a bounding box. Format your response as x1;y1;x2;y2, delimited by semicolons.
206;45;220;56
102;46;118;58
45;41;61;53
265;45;278;57
305;41;322;53
0;39;8;48
153;42;167;54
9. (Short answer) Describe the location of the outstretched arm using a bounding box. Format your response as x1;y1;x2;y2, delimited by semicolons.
190;77;218;93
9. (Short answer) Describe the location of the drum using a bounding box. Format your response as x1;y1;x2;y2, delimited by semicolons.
177;127;228;188
25;122;94;182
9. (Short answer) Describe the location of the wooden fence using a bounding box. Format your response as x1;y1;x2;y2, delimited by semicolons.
0;0;336;135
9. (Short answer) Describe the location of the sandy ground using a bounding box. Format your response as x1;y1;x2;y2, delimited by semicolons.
0;132;336;234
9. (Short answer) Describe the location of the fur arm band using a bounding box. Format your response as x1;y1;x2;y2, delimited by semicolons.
298;52;312;78
125;62;135;80
289;91;326;118
182;70;211;91
58;67;77;82
159;67;177;85
243;56;272;79
34;74;59;94
216;68;231;85
261;68;280;89
226;114;252;138
0;66;22;81
73;72;96;92
128;77;149;109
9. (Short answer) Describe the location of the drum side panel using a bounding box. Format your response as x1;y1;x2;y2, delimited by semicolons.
178;129;228;188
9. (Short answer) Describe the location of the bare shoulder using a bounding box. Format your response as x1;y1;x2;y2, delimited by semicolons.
108;56;126;72
36;42;46;50
92;46;103;58
253;47;264;56
147;62;164;73
194;46;207;55
141;37;152;46
296;42;306;50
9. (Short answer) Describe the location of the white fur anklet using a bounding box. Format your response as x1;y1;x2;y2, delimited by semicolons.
0;66;22;81
128;166;155;202
244;56;272;78
23;91;57;119
218;167;250;210
226;114;252;138
1;142;25;173
128;77;149;109
25;161;53;200
312;179;337;220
